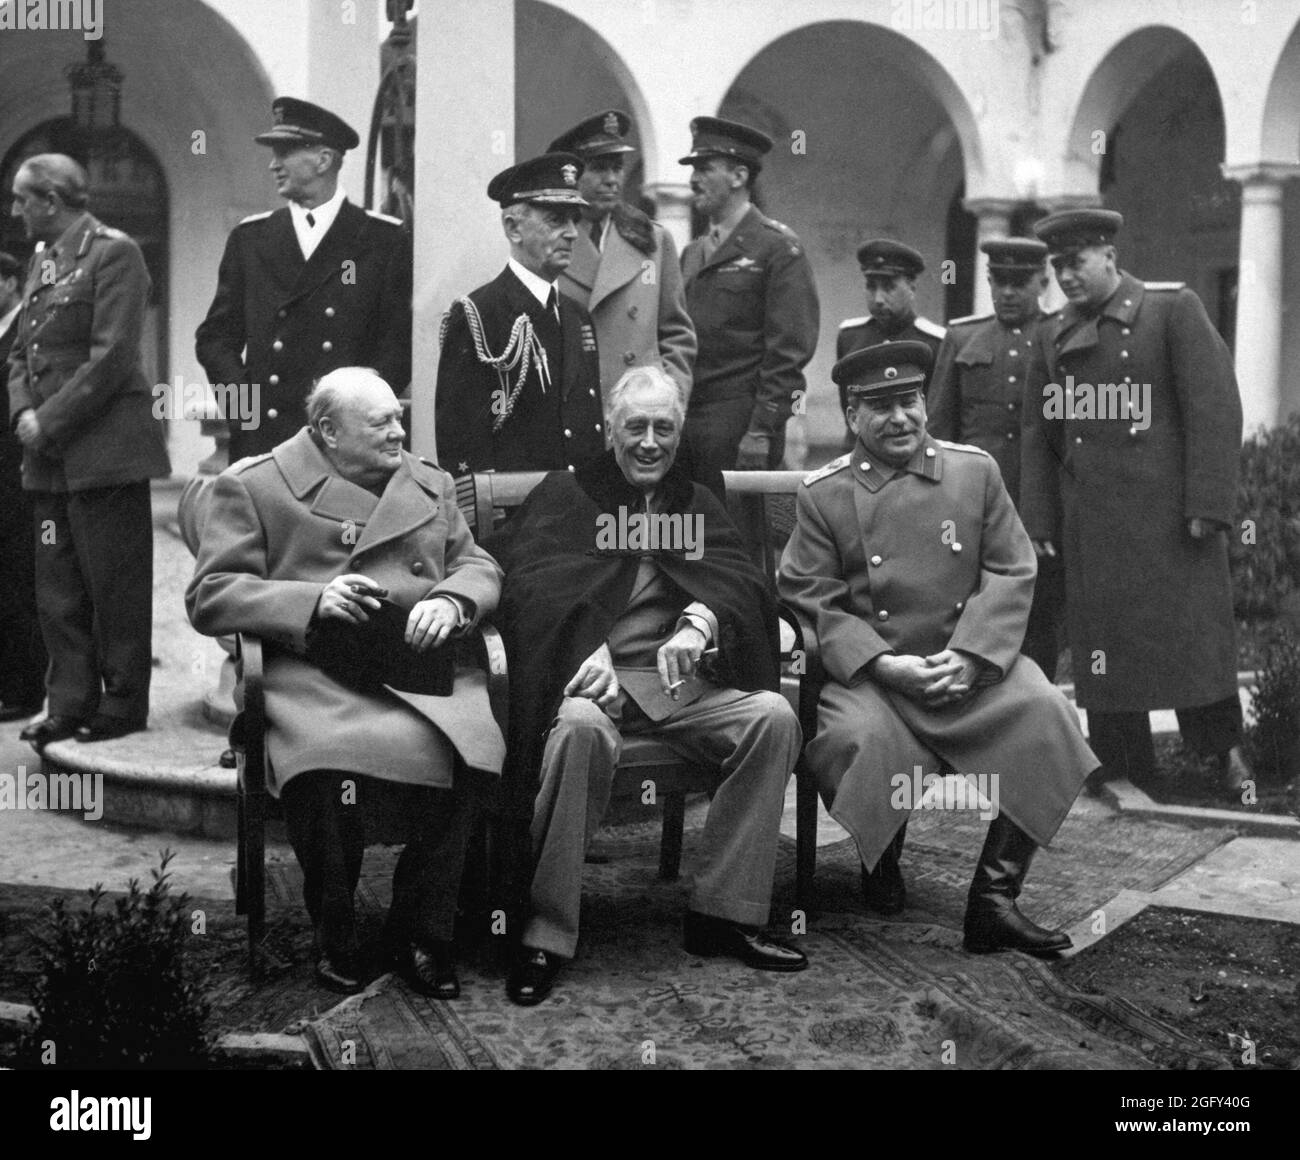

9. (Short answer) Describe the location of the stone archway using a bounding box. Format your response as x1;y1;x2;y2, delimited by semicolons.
714;19;980;461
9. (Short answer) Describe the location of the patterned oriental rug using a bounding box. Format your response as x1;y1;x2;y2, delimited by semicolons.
294;804;1229;1070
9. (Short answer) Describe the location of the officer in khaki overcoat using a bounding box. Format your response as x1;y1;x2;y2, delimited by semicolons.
779;342;1098;958
7;154;170;748
1021;209;1250;795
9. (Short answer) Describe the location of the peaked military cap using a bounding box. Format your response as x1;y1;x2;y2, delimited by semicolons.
981;237;1048;273
857;239;925;277
548;110;635;159
1033;208;1124;254
488;152;588;207
833;340;933;399
254;97;360;152
678;116;772;168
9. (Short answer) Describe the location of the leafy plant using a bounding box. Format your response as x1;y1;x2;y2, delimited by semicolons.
20;850;212;1069
1231;413;1300;620
1245;628;1300;786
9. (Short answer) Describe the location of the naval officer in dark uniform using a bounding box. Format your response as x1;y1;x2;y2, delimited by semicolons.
435;153;605;476
8;154;170;746
196;98;412;461
1021;209;1251;794
678;117;819;486
928;238;1064;679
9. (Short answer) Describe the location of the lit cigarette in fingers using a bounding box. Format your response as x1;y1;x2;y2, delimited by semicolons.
667;679;687;692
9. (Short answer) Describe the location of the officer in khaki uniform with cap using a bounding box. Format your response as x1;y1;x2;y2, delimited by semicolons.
547;110;695;405
197;97;412;461
435;153;604;475
679;117;819;485
1022;208;1251;794
779;342;1097;957
928;237;1064;679
837;239;945;422
8;154;171;747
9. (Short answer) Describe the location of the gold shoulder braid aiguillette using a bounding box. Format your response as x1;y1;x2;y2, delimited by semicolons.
440;297;551;433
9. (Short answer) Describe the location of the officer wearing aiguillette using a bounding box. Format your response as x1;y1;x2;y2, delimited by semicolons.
928;238;1064;679
679;117;819;486
836;240;945;446
196;98;412;461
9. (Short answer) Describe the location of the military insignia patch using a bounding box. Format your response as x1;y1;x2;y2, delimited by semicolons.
802;454;851;486
580;323;597;352
561;164;577;186
603;112;620;136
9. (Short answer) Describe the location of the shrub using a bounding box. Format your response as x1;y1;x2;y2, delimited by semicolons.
1231;413;1300;620
20;850;212;1069
1245;627;1300;786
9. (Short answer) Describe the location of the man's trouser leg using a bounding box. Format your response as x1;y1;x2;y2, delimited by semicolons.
639;688;799;928
1086;710;1156;782
66;482;154;723
388;782;476;945
31;491;99;719
1021;552;1065;682
1176;694;1243;757
523;697;621;959
281;770;366;958
0;487;46;708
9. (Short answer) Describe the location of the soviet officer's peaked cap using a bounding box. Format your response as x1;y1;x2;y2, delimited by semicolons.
548;110;636;159
981;237;1049;273
488;152;589;207
678;116;772;168
254;97;360;152
1033;208;1124;255
833;340;934;400
857;239;926;278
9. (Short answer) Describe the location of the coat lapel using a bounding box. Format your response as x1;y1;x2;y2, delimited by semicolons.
698;205;761;275
564;234;599;299
263;208;305;292
351;455;443;558
281;201;364;308
589;228;642;312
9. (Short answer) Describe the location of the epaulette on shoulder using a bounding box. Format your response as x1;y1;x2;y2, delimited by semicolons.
935;439;990;458
838;316;870;330
238;210;273;226
228;451;274;474
915;316;946;339
946;311;993;327
366;209;404;227
1144;281;1186;291
94;224;127;240
802;454;851;486
760;215;796;236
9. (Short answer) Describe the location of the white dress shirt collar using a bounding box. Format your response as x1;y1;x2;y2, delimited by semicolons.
289;186;347;260
507;257;557;310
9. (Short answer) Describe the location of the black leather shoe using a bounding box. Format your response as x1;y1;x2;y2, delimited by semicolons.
683;911;808;972
74;715;146;743
395;940;460;1000
507;947;564;1006
20;715;83;747
314;953;364;994
0;702;42;724
964;905;1072;958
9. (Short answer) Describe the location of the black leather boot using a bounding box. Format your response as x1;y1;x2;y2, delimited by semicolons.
963;815;1070;957
861;820;907;915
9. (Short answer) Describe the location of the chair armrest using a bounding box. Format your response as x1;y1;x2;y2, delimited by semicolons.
234;634;268;797
778;602;823;740
454;620;509;734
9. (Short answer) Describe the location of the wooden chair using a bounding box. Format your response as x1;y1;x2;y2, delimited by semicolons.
461;469;821;912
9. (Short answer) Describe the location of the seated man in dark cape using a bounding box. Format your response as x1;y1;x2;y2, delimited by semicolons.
487;365;807;1006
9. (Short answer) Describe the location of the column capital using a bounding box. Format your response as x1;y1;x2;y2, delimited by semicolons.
962;196;1019;219
643;181;694;210
1220;162;1300;187
1037;193;1105;214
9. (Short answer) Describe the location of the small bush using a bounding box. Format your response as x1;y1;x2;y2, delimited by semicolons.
1245;628;1300;786
1232;413;1300;621
20;850;212;1069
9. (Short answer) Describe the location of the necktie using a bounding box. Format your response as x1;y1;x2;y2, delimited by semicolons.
703;227;721;262
589;219;603;250
546;287;560;326
306;212;316;228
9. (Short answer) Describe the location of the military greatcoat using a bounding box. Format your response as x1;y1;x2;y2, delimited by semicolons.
778;434;1096;868
1020;272;1241;713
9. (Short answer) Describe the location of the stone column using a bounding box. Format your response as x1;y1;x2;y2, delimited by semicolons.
1222;163;1300;435
412;0;514;458
644;181;695;254
962;197;1018;315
